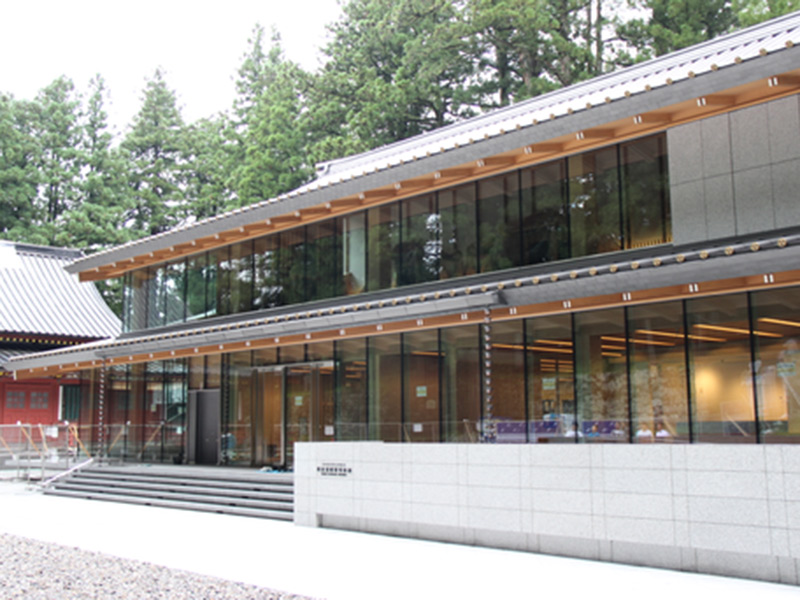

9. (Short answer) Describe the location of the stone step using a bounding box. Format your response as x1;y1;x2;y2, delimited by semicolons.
44;488;294;521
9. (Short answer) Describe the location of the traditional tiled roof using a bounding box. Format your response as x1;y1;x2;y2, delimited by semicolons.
0;242;120;340
65;10;800;275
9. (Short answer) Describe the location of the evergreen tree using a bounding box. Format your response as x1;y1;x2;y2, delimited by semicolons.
229;27;313;205
0;94;40;241
30;77;84;245
60;75;132;251
181;115;236;221
122;69;185;236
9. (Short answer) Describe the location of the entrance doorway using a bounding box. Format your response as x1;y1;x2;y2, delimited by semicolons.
255;361;335;469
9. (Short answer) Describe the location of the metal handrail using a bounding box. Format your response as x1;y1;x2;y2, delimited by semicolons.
39;457;94;489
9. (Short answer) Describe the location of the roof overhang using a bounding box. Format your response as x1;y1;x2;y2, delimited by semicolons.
12;228;800;379
68;15;800;282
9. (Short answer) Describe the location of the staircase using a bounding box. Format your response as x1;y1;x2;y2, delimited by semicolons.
42;464;294;521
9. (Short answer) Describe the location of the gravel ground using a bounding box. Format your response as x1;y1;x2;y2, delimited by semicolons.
0;534;319;600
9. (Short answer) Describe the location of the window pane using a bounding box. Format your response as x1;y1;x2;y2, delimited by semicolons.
368;334;402;441
404;330;440;442
526;314;576;443
254;235;281;310
575;308;629;441
569;147;621;257
186;254;208;322
163;359;187;464
491;320;527;443
478;173;521;272
686;294;756;442
342;213;366;295
226;352;252;465
439;183;477;279
307;220;342;301
279;228;306;305
367;204;400;291
146;265;165;329
210;248;228;317
337;338;368;441
628;302;689;443
164;260;186;326
441;325;481;442
229;241;254;314
621;134;671;249
400;194;439;286
520;160;569;265
751;287;800;443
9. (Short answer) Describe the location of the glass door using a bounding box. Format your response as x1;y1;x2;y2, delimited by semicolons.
256;361;335;470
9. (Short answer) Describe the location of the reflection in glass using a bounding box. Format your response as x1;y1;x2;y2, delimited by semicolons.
342;213;366;295
628;302;688;443
621;134;671;249
478;173;521;273
367;204;400;291
226;351;252;465
337;338;368;440
254;235;281;309
686;295;756;442
439;183;477;279
146;265;165;329
751;288;800;443
526;314;575;443
569;147;621;257
491;321;527;443
520;160;568;265
368;334;402;441
229;241;254;315
404;330;441;442
441;325;481;442
280;229;306;306
164;260;186;326
163;359;187;463
186;254;209;322
307;220;342;301
575;308;629;441
400;194;439;285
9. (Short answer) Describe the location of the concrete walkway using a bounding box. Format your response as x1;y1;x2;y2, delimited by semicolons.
0;480;796;600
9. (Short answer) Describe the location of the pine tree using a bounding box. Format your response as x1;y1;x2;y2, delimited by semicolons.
122;69;185;236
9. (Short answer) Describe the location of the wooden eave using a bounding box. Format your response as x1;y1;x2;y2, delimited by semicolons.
78;68;800;283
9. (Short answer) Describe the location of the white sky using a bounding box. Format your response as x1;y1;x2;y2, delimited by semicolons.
0;0;343;135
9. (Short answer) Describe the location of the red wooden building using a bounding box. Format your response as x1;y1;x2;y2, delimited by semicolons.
0;242;119;425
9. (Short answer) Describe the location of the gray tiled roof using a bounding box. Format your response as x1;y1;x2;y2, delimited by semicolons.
66;11;800;274
0;242;120;340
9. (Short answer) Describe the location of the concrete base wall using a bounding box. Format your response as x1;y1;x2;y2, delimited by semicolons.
295;443;800;585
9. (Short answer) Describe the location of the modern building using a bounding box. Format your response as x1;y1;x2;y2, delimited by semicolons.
0;241;120;426
8;12;800;584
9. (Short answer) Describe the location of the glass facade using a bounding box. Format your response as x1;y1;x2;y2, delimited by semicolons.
122;134;671;332
91;287;800;465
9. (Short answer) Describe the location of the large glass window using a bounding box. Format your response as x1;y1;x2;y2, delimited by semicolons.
574;308;629;441
164;260;186;326
146;265;165;329
279;229;306;306
491;320;527;442
439;183;477;279
441;325;481;442
307;220;342;301
368;334;402;441
367;204;400;291
520;160;569;266
569;146;621;257
253;235;281;310
526;314;575;443
404;330;441;442
686;295;756;443
400;194;439;286
342;213;366;295
336;338;368;440
229;241;254;315
628;302;689;443
478;173;521;273
621;134;671;249
186;254;209;322
750;288;800;443
226;351;252;464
